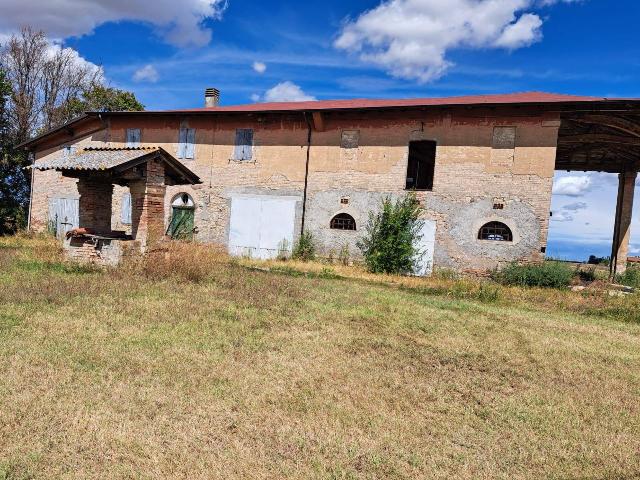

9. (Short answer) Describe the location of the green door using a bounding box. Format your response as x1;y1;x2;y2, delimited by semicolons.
168;207;195;240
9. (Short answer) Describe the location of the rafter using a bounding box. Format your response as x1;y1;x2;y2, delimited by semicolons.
570;114;640;138
559;134;640;146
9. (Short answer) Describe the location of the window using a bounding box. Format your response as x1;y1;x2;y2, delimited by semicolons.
341;130;359;149
120;192;132;225
233;128;254;161
126;128;141;147
405;140;436;191
178;128;196;159
478;222;513;242
330;213;356;231
61;145;77;157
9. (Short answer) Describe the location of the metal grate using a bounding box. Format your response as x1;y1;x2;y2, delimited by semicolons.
330;213;356;231
478;221;513;242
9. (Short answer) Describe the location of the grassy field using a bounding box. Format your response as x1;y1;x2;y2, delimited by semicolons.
1;236;639;479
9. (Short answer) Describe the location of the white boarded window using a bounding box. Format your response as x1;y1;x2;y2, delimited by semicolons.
233;128;254;161
126;128;141;147
121;192;132;225
178;128;196;159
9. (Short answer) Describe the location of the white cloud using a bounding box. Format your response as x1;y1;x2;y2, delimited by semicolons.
563;201;588;212
552;175;592;196
45;40;104;81
133;64;159;83
253;81;316;103
0;0;227;48
334;0;579;83
252;61;267;74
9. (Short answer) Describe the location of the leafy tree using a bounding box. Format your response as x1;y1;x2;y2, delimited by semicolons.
0;66;29;233
62;83;144;119
357;194;424;274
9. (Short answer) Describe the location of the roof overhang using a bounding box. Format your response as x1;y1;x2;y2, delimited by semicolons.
32;147;202;186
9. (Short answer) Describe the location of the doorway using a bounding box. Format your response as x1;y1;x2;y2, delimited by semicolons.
168;193;195;240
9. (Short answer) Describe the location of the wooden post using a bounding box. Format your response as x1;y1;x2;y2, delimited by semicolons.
610;170;637;278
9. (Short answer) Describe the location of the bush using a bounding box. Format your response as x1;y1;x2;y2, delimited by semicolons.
576;265;597;283
357;194;424;274
292;231;316;261
494;261;574;289
617;266;640;288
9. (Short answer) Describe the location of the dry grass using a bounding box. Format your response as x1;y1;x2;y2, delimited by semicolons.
1;236;640;479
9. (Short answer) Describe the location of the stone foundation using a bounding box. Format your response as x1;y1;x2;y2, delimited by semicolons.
64;237;142;267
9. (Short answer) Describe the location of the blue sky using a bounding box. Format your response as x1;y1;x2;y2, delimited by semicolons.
1;0;638;260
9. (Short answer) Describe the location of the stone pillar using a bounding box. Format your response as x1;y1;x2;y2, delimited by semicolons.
610;170;637;277
77;177;114;234
130;159;166;250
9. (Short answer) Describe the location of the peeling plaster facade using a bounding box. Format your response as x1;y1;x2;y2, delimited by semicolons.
29;106;560;272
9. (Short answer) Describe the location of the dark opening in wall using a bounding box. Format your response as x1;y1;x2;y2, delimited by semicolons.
478;222;513;242
330;213;356;231
405;140;436;191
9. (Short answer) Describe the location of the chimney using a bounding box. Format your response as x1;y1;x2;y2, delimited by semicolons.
205;88;220;107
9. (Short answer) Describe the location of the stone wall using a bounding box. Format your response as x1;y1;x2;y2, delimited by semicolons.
29;107;559;271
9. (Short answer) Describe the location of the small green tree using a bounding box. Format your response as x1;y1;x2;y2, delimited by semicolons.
61;83;144;119
357;194;424;274
292;231;316;261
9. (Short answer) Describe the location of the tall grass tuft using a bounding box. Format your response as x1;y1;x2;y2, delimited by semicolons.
494;261;574;289
292;231;316;261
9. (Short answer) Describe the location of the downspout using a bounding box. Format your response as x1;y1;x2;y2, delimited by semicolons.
26;149;35;231
301;112;313;234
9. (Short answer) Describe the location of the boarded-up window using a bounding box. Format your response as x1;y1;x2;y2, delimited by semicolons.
121;192;132;225
177;128;196;159
233;129;253;161
341;130;359;149
492;127;516;149
126;128;141;147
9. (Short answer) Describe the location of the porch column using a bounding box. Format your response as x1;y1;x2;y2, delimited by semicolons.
610;170;637;277
77;177;113;234
130;159;167;250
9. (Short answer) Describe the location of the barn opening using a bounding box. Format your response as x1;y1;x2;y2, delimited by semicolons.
405;140;436;191
330;213;356;230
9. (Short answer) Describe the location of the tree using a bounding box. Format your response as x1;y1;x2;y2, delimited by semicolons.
357;194;425;274
0;66;29;234
62;83;144;119
0;27;144;234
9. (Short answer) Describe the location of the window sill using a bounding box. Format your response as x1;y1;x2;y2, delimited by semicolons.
228;158;256;164
404;188;433;192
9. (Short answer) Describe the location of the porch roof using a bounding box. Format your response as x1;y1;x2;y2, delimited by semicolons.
32;146;202;185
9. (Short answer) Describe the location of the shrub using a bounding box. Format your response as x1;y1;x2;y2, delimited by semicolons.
357;194;424;274
494;261;574;289
616;266;640;288
292;231;316;261
576;265;597;283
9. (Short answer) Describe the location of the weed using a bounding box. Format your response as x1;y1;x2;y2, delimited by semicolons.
494;261;574;289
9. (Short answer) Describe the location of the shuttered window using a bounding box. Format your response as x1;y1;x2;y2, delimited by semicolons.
121;192;132;225
233;128;254;161
126;128;141;147
177;128;196;159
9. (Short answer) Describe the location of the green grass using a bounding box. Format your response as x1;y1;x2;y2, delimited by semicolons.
0;236;639;479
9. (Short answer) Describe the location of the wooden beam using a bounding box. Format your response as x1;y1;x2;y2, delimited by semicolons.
311;112;325;132
571;115;640;138
559;134;640;146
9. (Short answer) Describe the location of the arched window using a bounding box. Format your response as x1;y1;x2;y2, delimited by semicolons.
330;213;356;231
478;222;513;242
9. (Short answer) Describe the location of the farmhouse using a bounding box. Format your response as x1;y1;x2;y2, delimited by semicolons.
20;91;640;274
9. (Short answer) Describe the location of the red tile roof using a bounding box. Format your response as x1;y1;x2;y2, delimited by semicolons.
167;91;613;113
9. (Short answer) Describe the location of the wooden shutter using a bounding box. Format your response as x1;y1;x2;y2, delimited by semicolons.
177;128;187;158
126;128;141;147
185;128;196;159
121;192;132;224
234;129;253;160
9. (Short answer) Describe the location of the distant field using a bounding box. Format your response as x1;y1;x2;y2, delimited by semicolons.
1;236;639;479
